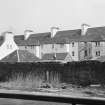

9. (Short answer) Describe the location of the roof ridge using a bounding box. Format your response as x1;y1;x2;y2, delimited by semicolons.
88;26;105;30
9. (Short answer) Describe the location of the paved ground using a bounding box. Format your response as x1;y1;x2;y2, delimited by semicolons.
0;98;69;105
0;87;104;105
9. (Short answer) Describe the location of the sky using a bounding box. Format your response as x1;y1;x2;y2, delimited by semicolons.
0;0;105;34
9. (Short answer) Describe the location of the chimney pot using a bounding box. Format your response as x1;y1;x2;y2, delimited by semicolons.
51;27;59;38
24;30;34;40
81;24;90;36
1;31;14;41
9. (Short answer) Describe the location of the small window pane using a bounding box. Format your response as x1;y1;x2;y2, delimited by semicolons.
72;42;74;47
72;51;75;56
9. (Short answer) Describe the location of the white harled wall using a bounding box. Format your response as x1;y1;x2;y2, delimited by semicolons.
0;32;19;60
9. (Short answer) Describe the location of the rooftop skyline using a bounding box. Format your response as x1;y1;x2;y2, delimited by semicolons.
0;0;105;34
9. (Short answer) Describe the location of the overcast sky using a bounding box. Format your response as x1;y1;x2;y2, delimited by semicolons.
0;0;105;34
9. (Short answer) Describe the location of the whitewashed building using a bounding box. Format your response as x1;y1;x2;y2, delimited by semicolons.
0;24;105;62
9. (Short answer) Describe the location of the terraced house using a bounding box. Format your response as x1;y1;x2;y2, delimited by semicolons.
0;24;105;62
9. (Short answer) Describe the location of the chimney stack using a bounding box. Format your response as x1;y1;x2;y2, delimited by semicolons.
81;24;90;36
2;31;14;42
24;30;34;40
51;27;59;38
0;31;19;60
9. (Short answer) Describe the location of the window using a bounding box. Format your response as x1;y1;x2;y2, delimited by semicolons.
95;42;100;47
84;50;87;57
98;51;100;56
72;42;74;47
7;44;12;49
96;51;100;56
72;51;75;56
25;46;27;49
52;44;54;49
84;42;87;46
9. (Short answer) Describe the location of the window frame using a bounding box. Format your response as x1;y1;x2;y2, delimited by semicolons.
84;50;88;57
72;42;74;47
95;42;100;47
96;51;100;56
72;51;75;56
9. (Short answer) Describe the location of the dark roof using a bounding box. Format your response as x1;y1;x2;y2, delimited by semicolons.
56;53;68;60
18;50;40;62
1;50;40;62
79;34;105;42
1;50;18;62
55;29;81;38
1;26;105;46
14;29;82;45
42;53;55;60
0;36;4;46
42;53;69;61
14;32;51;45
81;26;105;42
53;27;105;42
86;26;105;36
53;29;81;43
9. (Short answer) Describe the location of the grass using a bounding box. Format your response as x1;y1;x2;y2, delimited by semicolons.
0;72;105;98
0;71;61;90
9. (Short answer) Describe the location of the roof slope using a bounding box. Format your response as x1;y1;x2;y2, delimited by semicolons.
54;26;105;42
42;53;55;60
1;50;40;62
53;29;81;43
1;50;18;62
14;29;82;45
14;32;51;45
55;29;81;38
1;26;105;46
81;26;105;42
56;53;69;60
42;53;72;61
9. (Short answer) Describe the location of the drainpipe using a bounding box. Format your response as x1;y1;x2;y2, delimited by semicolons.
17;50;20;62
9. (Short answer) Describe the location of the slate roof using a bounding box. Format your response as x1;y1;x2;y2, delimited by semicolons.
55;29;81;38
1;50;40;62
14;32;51;46
14;29;84;45
0;26;105;46
56;53;69;60
81;26;105;42
53;27;105;43
0;36;4;46
42;53;70;61
52;29;81;44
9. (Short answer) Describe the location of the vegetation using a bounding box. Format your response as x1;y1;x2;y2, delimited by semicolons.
0;71;61;90
0;61;104;88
